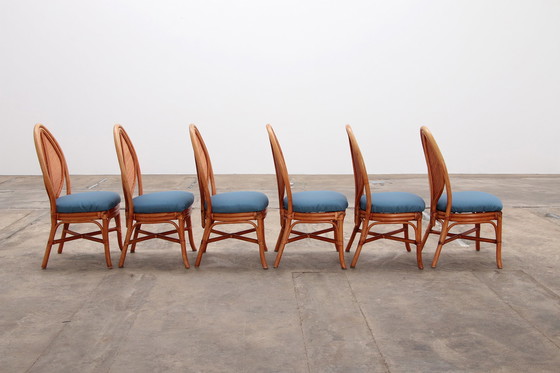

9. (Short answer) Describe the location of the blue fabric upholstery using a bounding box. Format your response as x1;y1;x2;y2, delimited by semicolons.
56;191;121;213
211;191;269;213
360;192;425;213
437;191;503;213
284;191;348;213
133;191;194;214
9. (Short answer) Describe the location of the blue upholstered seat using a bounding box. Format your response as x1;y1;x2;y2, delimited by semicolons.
437;191;503;213
284;191;348;213
133;191;194;214
56;191;121;213
360;192;425;214
211;191;269;213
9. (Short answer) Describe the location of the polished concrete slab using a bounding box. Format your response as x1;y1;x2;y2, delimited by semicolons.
0;174;559;372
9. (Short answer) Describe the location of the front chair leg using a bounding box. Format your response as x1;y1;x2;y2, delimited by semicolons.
256;217;268;269
177;216;190;269
496;213;503;269
114;214;123;251
335;218;346;270
345;223;361;252
415;216;424;270
102;217;113;268
185;215;197;252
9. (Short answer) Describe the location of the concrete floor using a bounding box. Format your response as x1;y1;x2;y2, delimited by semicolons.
1;174;559;372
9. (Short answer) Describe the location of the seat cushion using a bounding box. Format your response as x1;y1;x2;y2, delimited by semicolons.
284;191;348;213
56;191;121;213
133;191;194;214
211;191;269;213
437;191;503;213
360;192;425;213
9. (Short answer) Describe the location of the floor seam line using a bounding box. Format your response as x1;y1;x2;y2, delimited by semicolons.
345;271;392;373
473;270;560;351
292;271;312;373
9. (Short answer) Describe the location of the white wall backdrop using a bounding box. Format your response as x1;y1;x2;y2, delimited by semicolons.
1;0;559;175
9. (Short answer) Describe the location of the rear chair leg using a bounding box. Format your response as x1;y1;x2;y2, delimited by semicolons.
42;220;59;269
345;223;360;252
57;223;70;254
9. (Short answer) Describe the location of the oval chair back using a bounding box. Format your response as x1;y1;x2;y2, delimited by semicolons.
265;124;294;214
33;124;72;213
419;126;453;216
345;125;372;221
189;124;217;227
113;124;143;222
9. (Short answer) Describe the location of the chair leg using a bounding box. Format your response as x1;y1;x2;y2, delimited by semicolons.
431;219;449;268
403;224;412;252
57;223;70;254
496;213;503;269
415;217;424;270
114;213;123;251
177;216;190;269
195;224;213;267
420;216;435;253
475;223;481;251
130;224;141;253
335;217;346;270
273;218;292;268
256;216;268;269
185;215;197;252
274;218;287;252
345;223;361;252
42;219;59;269
119;222;134;268
350;220;369;268
102;217;113;269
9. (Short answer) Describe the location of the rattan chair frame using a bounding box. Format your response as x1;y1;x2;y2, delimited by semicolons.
113;125;196;268
266;124;346;269
34;124;122;268
345;125;423;269
419;126;502;268
189;124;268;269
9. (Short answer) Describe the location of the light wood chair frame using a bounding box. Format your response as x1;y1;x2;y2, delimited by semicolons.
189;124;268;269
345;125;424;269
419;126;502;268
266;124;347;269
113;125;196;268
34;124;122;269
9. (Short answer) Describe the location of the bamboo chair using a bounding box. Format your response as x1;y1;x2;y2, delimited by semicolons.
33;124;122;268
266;124;348;269
420;126;503;268
345;125;425;269
189;125;269;269
113;125;197;268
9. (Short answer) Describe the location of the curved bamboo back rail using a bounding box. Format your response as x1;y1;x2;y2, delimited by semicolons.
189;124;217;227
33;124;72;212
113;124;143;221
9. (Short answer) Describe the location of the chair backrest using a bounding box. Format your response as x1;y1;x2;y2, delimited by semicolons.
33;124;71;212
266;125;293;213
113;125;143;216
189;124;217;223
419;126;452;214
345;125;372;220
